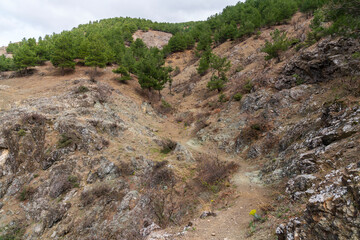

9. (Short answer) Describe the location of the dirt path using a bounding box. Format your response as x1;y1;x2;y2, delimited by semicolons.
173;140;273;240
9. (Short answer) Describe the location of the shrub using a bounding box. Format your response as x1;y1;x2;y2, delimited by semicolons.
197;155;238;190
68;175;80;188
159;139;177;154
235;65;244;73
80;184;123;207
243;80;253;93
233;93;243;101
261;29;290;61
18;186;35;201
21;113;46;125
17;129;26;137
161;99;172;109
218;93;227;102
76;85;89;93
352;52;360;59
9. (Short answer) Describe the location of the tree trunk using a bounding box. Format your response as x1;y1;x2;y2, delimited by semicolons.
61;67;64;76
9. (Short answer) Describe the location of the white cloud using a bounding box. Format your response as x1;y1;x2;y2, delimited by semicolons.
0;0;240;46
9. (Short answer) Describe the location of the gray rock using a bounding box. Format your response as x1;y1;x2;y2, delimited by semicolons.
276;38;360;90
96;157;120;179
174;143;194;162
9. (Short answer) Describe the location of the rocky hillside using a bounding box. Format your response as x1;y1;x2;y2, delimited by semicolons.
0;11;360;240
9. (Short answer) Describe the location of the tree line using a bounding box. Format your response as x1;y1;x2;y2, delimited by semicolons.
0;0;357;94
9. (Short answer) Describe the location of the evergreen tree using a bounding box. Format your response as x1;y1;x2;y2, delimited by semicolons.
261;29;290;61
13;44;38;73
50;32;76;75
131;38;147;59
85;34;109;78
206;53;231;92
136;49;172;95
0;55;15;72
209;53;231;78
197;48;212;76
36;37;50;65
113;65;132;82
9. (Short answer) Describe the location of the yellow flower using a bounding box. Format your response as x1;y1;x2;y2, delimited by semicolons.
249;209;256;216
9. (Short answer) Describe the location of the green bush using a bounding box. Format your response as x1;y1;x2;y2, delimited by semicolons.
243;80;253;93
76;86;89;93
233;93;243;101
218;93;227;102
17;129;26;137
57;134;73;149
261;29;290;61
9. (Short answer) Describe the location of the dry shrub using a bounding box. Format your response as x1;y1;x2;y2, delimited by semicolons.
235;118;271;147
18;186;35;201
259;203;275;214
159;139;177;154
120;161;135;176
21;113;46;125
80;184;123;207
175;112;194;126
197;155;238;187
151;161;176;187
147;161;179;227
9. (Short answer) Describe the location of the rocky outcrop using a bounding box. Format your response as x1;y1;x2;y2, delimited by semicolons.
276;38;360;90
278;163;360;240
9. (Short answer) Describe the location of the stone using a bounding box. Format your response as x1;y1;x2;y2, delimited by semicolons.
200;211;217;219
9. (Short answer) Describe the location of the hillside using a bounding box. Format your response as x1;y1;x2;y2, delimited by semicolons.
1;0;360;239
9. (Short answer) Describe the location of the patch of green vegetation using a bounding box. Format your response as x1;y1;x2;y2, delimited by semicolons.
18;187;33;202
57;134;73;149
293;74;305;85
251;124;261;131
261;29;291;61
77;85;89;93
233;93;243;101
160;147;172;154
68;175;79;188
0;222;25;240
17;129;26;137
161;99;172;109
218;93;227;103
243;80;253;93
352;52;360;59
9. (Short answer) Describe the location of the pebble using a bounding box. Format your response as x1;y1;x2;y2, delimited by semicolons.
211;233;216;236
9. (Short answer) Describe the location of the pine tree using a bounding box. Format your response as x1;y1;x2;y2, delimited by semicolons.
136;49;172;95
206;53;231;92
50;32;76;75
197;48;212;76
113;65;132;82
85;34;109;79
13;44;38;73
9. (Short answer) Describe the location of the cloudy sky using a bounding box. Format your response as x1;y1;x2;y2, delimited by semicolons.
0;0;240;46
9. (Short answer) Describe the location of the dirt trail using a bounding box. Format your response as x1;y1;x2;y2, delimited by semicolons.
150;115;272;239
176;140;272;240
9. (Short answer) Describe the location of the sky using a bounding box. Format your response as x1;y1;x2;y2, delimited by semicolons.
0;0;240;46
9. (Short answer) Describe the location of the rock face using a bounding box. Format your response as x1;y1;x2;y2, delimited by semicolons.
278;163;360;240
133;30;172;49
276;37;360;90
0;79;197;239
